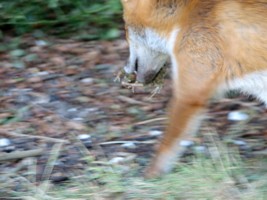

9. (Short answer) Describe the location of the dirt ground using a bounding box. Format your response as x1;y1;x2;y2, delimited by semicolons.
1;36;267;191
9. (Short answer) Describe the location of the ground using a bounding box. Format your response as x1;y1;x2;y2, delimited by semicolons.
0;36;267;199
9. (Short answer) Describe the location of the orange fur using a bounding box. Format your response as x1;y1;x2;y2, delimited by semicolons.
121;0;267;177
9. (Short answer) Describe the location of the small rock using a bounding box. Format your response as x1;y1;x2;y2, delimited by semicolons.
0;138;11;147
180;140;194;147
121;142;136;149
233;140;247;146
34;71;49;76
148;130;163;136
228;111;249;121
67;108;78;112
35;40;47;46
80;78;94;84
109;157;125;164
72;117;84;121
78;134;91;140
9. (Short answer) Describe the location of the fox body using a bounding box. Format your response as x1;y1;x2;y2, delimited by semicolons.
121;0;267;177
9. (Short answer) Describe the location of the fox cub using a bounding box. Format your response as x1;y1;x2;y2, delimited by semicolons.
121;0;267;177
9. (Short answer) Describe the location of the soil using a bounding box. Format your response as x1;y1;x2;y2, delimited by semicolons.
0;36;267;188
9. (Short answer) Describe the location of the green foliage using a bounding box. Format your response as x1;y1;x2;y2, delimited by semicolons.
0;0;122;39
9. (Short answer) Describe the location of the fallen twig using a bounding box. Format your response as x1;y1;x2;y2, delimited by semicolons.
0;131;68;143
117;95;148;105
121;81;143;88
134;117;167;126
0;149;44;162
99;140;157;146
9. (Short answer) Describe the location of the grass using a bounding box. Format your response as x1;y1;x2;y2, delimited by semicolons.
1;136;267;200
0;0;122;40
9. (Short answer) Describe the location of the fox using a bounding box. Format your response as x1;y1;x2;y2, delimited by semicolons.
120;0;267;178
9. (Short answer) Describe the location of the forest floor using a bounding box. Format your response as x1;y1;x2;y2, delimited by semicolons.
0;36;267;199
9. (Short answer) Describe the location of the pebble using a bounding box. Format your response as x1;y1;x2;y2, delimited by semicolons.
109;157;125;164
34;71;49;76
233;140;247;146
35;40;48;46
180;140;194;147
121;142;136;149
148;130;163;136
0;138;11;147
228;111;249;121
72;117;84;121
80;78;94;84
67;108;78;112
78;134;91;140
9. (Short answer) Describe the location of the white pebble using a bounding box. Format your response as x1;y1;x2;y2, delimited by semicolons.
180;140;194;147
67;108;78;112
149;130;163;136
0;138;11;147
81;78;94;84
72;117;84;121
78;134;91;140
121;142;136;149
233;140;247;146
34;71;49;76
35;40;47;46
109;157;125;164
228;111;249;121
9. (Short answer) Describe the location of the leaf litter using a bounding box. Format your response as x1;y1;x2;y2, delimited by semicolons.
0;35;267;198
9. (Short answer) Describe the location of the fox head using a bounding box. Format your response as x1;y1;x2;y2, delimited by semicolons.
120;0;180;84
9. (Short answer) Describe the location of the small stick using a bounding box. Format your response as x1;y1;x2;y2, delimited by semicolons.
134;117;167;126
121;81;144;88
117;95;148;105
0;131;68;143
0;149;44;162
99;140;156;146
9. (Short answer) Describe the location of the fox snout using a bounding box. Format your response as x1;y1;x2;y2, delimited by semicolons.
124;45;168;84
124;58;160;84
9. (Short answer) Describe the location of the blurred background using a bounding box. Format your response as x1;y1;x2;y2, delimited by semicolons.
0;0;122;40
0;1;267;199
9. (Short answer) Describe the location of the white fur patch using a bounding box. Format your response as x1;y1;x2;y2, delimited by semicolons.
168;29;180;83
129;28;169;53
224;70;267;105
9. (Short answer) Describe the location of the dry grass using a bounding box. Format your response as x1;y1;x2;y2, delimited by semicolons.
1;135;267;200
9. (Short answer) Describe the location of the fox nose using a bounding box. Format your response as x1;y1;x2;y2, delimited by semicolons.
124;58;138;74
134;59;139;72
